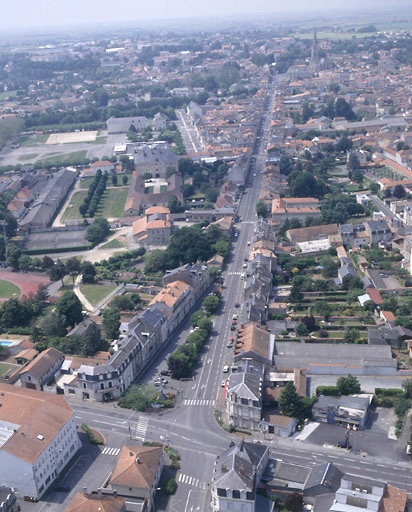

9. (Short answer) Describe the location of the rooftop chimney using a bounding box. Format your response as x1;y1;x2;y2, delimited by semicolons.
113;490;118;498
221;464;227;473
239;465;246;476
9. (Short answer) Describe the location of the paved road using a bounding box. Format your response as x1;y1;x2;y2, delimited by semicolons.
176;109;205;153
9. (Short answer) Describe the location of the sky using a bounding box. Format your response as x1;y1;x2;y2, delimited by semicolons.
1;0;411;32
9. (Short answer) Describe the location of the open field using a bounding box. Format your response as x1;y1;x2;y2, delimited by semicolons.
18;134;49;147
0;279;20;299
0;90;18;100
36;150;88;166
79;284;117;307
46;131;98;144
18;153;39;161
296;31;376;40
100;239;125;249
61;187;128;221
97;188;128;218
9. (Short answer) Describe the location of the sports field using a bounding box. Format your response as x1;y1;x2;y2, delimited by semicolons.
46;131;98;144
0;279;20;299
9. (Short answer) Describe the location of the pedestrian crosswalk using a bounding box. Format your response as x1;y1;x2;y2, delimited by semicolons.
177;472;207;489
101;446;121;456
183;399;215;406
133;416;150;441
228;272;242;275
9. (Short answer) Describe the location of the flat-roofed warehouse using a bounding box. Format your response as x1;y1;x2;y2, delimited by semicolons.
273;342;397;376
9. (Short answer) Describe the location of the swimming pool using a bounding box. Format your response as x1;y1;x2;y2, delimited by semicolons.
0;341;13;347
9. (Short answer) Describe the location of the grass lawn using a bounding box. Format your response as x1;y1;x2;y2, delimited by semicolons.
94;136;107;144
80;284;117;307
0;363;15;377
160;185;168;193
18;134;49;147
61;190;88;222
0;90;18;100
36;150;87;166
61;187;128;221
0;279;20;299
18;153;39;161
145;186;154;194
97;188;128;218
79;177;96;190
101;239;125;249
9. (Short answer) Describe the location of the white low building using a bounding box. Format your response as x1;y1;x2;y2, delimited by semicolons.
0;383;81;501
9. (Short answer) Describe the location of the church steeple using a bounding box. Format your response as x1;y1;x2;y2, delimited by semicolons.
311;28;320;75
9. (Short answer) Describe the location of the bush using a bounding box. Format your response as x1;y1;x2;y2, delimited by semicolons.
318;329;329;338
81;424;103;445
375;388;404;396
316;386;340;396
164;479;177;495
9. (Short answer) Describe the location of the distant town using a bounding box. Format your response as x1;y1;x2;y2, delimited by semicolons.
1;12;412;512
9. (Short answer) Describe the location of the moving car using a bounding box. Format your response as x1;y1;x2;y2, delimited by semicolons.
221;380;226;387
223;364;229;373
234;302;240;308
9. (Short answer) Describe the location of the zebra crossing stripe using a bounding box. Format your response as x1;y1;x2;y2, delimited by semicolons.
102;447;109;454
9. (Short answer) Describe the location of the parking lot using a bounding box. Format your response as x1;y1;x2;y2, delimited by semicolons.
306;408;408;461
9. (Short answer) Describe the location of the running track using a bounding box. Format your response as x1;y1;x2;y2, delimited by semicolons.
0;271;50;301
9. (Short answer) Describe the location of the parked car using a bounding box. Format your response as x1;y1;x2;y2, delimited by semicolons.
230;325;236;331
221;380;226;387
223;364;229;373
160;369;170;376
55;485;70;492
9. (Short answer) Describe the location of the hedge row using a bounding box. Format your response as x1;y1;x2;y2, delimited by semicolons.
24;243;93;255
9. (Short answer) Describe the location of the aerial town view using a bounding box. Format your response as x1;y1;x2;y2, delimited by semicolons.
3;0;412;510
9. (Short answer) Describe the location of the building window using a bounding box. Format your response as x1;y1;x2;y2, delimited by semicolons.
100;383;104;390
68;389;75;394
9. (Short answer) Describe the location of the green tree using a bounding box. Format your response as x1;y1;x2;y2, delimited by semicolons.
348;152;360;172
279;382;302;417
5;244;21;270
202;295;220;315
119;384;158;411
335;97;356;121
344;328;360;344
393;184;406;199
39;312;67;337
285;492;303;512
296;323;309;336
369;182;379;194
336;374;361;395
102;306;120;340
18;254;31;271
313;301;331;321
395;397;411;417
49;260;66;286
402;379;412;399
81;261;97;284
214;238;230;259
86;217;110;244
197;317;213;334
168;351;191;379
66;257;81;284
256;201;268;218
82;323;105;356
122;175;128;185
167;194;183;213
56;291;83;328
111;174;118;186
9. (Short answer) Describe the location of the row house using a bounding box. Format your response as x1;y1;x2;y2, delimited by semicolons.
226;373;262;431
271;197;321;224
65;264;210;401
